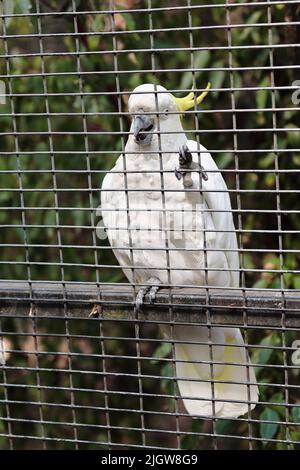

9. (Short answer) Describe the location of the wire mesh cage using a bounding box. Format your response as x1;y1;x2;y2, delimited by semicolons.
0;0;299;451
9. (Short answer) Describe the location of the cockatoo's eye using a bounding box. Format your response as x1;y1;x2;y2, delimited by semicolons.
163;109;169;119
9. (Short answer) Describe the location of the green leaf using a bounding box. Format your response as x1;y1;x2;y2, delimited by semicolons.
124;13;136;31
217;152;233;169
180;50;211;90
269;392;285;419
259;153;275;168
152;342;172;364
294;276;300;289
286;124;300;148
256;77;270;110
258;336;274;365
2;0;14;27
0;417;4;433
216;419;233;435
252;278;268;289
292;406;300;424
15;0;32;14
260;408;279;442
209;61;226;98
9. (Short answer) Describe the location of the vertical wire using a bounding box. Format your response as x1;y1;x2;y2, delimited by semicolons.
72;0;111;449
1;0;36;449
147;0;181;449
0;319;13;449
225;0;253;449
30;314;47;449
109;0;145;447
71;4;101;303
187;0;217;449
266;0;291;449
99;315;112;448
35;0;79;448
71;0;110;447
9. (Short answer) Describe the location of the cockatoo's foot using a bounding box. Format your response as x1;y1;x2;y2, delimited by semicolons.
175;144;208;187
135;279;161;311
179;144;193;169
135;286;151;311
148;285;159;303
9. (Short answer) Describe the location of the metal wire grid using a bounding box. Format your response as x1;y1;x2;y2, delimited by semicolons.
0;0;299;450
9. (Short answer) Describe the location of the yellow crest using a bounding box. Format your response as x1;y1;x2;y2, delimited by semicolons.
173;82;211;117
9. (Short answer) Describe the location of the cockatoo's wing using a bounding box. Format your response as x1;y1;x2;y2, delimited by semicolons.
172;140;259;418
101;161;134;283
186;139;239;288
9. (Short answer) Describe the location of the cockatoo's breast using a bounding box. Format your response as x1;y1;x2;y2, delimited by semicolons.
101;151;231;287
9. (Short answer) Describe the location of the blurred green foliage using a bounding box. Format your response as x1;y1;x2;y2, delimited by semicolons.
0;0;299;450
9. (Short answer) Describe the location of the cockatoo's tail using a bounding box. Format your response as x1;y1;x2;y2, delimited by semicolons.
172;82;211;116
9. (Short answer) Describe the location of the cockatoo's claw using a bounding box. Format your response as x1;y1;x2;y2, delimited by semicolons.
176;144;208;184
174;167;182;180
200;166;208;181
135;286;150;311
178;144;192;168
135;281;161;310
148;285;159;304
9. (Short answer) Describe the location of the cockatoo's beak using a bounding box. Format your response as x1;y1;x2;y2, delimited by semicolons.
133;114;154;145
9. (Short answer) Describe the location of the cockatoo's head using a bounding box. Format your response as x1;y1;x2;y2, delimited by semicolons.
128;84;178;146
128;83;211;147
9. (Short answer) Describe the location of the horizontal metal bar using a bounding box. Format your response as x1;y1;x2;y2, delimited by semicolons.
0;389;298;413
0;279;296;290
0;430;295;449
0;260;298;276
0;243;298;254
0;349;289;377
0;313;297;335
0;188;299;194
0;282;299;327
1;42;299;60
0;416;296;441
1;328;300;354
0;368;292;398
2;1;300;18
1;380;298;404
1;21;299;41
1;128;298;136
0;149;298;155
0;224;298;235
0;85;297;97
0;409;294;430
0;207;299;214
1;64;299;80
1;338;298;355
1;106;299;117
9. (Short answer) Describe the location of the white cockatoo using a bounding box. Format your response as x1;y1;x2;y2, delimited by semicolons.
101;83;259;418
